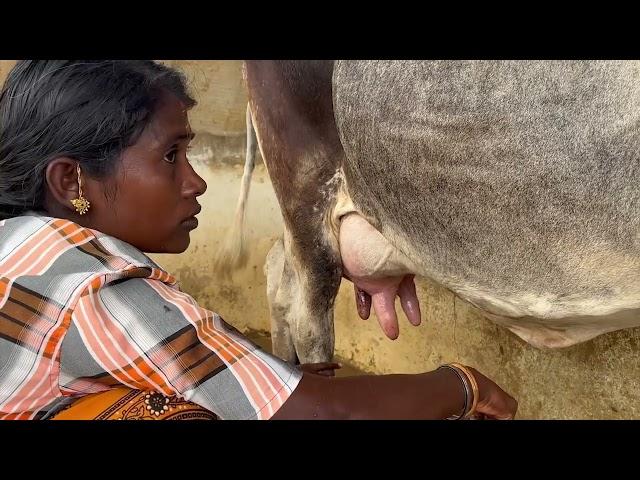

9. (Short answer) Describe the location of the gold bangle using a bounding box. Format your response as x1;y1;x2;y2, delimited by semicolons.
450;363;479;418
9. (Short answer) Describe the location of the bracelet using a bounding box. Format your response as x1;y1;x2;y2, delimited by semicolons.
449;363;479;418
437;364;471;420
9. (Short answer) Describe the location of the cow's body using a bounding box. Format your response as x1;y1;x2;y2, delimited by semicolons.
217;60;640;363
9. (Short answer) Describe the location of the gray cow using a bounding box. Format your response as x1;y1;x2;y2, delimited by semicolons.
215;60;640;364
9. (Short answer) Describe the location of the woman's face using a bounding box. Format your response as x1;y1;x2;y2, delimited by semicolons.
81;93;207;253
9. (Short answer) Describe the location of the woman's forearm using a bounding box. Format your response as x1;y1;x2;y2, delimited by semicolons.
272;367;465;420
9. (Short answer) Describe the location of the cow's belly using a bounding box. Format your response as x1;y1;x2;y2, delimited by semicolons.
331;60;640;348
485;308;640;348
335;204;640;348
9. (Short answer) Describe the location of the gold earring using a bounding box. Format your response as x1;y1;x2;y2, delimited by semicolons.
70;164;91;215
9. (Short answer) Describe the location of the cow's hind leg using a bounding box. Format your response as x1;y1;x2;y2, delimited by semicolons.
264;237;297;363
265;227;342;364
245;60;345;364
287;227;342;364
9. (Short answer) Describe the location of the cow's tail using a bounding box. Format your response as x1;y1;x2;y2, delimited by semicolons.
212;102;257;277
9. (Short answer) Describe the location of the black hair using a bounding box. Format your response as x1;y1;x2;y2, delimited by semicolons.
0;60;196;219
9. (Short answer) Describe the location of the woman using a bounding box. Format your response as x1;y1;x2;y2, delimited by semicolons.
0;60;517;420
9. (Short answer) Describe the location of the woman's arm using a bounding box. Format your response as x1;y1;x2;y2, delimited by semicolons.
273;365;517;420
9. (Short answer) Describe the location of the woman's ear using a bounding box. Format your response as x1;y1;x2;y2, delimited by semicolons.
45;158;83;213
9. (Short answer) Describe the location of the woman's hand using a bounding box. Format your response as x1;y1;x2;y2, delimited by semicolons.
299;362;342;377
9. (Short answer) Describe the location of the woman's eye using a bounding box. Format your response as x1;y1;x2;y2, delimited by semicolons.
164;149;178;164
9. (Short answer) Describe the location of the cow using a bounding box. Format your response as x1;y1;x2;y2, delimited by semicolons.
214;60;640;365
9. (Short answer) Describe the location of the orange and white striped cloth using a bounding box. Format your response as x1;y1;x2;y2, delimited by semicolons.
0;214;301;420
